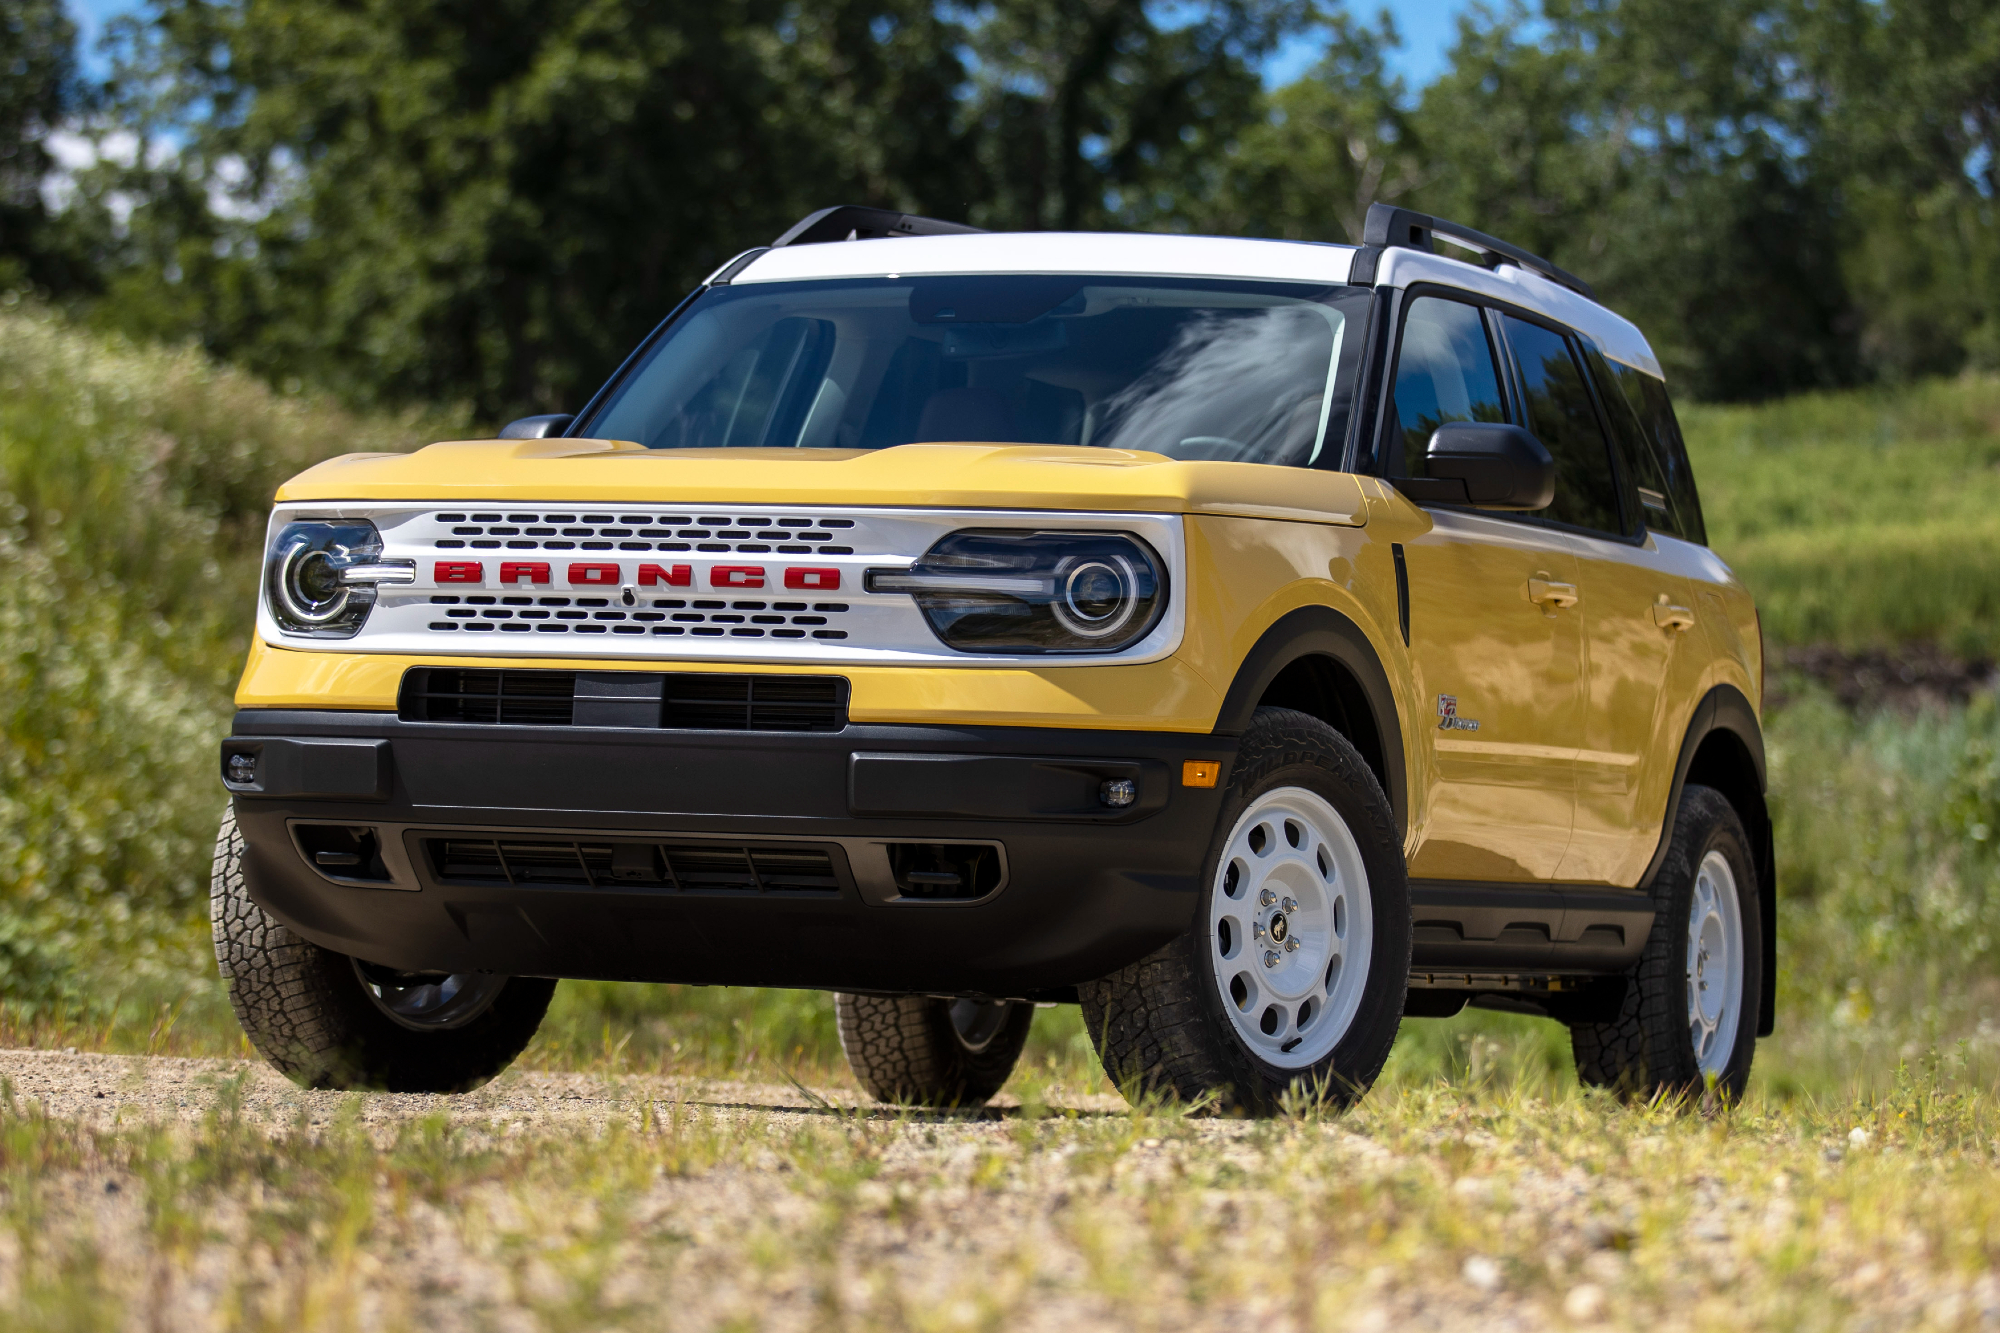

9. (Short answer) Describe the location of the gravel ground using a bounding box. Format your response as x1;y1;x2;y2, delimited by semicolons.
1;1048;1996;1332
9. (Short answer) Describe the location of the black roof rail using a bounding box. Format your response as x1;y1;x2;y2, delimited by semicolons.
772;205;985;248
1362;202;1595;300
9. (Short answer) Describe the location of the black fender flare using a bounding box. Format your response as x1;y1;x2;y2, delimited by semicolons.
1211;605;1407;837
1641;684;1776;1037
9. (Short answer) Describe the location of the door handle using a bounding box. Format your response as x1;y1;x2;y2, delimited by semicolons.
1527;577;1579;609
1653;600;1695;631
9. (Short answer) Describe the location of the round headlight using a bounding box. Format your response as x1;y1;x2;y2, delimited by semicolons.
868;530;1166;654
1053;555;1142;639
265;521;386;637
276;541;353;624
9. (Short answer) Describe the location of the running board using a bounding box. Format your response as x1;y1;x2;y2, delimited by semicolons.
1407;880;1652;973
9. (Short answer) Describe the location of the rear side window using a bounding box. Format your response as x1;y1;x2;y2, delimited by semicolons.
1500;315;1625;536
1387;296;1507;476
1594;356;1707;546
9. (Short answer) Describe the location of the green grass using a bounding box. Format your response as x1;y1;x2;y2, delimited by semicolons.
1683;374;2000;654
6;1056;2000;1330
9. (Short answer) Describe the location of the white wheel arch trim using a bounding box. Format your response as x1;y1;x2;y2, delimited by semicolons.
1207;786;1374;1070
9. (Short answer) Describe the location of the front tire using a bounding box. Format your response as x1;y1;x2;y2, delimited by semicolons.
1570;785;1762;1101
1079;707;1411;1114
835;993;1034;1107
210;809;554;1092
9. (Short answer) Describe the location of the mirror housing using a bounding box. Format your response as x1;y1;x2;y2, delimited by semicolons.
1417;422;1555;510
498;413;574;440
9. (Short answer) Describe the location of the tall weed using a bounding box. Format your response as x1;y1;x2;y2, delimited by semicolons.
0;304;463;1016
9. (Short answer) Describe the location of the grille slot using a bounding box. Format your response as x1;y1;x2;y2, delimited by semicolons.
403;668;577;725
400;668;846;731
664;674;845;731
427;837;841;894
421;599;850;640
427;512;856;554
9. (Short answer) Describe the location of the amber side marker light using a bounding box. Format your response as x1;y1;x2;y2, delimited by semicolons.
1182;760;1220;788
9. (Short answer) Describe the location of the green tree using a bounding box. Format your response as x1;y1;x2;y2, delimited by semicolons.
1806;0;2000;379
1179;10;1423;244
1407;0;1854;400
0;0;80;292
99;0;980;420
960;0;1309;231
91;0;1309;421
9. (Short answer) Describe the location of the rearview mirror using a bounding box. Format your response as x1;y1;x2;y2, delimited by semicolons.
498;413;574;440
1421;422;1555;510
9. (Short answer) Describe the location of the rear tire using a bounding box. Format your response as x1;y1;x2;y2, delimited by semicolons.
1079;707;1410;1115
211;808;554;1092
835;993;1033;1107
1571;785;1762;1101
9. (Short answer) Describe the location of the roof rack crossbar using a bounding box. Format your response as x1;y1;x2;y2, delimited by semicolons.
771;205;985;249
1362;203;1595;300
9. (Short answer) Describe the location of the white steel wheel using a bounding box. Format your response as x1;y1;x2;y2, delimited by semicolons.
1208;785;1373;1070
1687;848;1745;1075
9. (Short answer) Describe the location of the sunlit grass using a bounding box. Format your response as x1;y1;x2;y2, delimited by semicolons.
3;1048;2000;1330
1684;372;2000;653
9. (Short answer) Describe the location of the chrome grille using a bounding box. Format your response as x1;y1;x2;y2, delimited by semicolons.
258;502;1187;665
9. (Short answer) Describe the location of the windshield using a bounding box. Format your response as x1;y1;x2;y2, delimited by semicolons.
577;276;1372;467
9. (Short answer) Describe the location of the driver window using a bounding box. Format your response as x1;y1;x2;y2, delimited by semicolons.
1389;297;1506;477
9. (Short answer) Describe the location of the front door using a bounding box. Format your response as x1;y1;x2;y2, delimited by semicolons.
1387;294;1585;882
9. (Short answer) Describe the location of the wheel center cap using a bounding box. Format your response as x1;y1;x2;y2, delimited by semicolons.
1269;913;1289;943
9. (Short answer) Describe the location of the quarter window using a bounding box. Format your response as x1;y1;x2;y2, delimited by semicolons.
1389;296;1507;476
1500;316;1625;536
1594;353;1707;545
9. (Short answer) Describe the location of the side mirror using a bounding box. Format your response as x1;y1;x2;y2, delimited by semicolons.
1421;422;1555;510
498;413;574;440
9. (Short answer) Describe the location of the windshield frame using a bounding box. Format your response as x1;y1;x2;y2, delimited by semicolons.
569;273;1378;471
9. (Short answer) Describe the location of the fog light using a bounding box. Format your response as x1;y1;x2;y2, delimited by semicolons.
1099;778;1137;808
226;753;258;785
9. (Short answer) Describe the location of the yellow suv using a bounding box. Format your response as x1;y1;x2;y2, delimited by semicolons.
212;204;1770;1111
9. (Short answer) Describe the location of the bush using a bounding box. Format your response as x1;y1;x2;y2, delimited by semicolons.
0;304;463;1017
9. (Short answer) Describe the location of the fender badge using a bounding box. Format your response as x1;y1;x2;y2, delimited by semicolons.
1437;694;1481;732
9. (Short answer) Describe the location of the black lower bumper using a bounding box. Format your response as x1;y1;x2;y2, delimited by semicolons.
223;710;1238;997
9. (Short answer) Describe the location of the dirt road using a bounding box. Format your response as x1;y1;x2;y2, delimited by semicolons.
0;1048;1990;1332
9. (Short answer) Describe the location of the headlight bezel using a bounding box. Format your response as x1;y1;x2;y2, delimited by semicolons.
264;520;413;639
868;528;1169;656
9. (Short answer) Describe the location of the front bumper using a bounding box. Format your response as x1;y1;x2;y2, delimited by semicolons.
223;710;1236;997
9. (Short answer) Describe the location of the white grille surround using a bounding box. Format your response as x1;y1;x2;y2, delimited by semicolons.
257;504;1187;667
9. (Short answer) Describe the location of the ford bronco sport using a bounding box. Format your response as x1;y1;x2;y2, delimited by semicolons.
212;203;1771;1112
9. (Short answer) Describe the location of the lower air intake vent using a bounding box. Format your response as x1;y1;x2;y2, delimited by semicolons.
399;668;846;731
405;668;576;725
426;837;842;894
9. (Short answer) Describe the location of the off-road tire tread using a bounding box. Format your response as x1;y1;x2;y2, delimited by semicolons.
210;808;554;1092
1570;785;1760;1101
1078;707;1411;1113
835;993;1032;1107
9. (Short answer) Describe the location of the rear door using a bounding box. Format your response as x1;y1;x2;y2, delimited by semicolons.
1493;317;1707;886
1388;294;1585;882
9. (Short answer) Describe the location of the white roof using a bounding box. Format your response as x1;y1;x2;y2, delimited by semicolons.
720;231;1360;287
716;228;1665;381
1375;246;1663;379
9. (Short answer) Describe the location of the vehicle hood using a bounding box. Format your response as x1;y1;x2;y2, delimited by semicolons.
273;439;1367;525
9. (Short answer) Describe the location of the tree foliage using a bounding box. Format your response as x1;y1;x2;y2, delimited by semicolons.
6;0;2000;413
0;0;81;291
